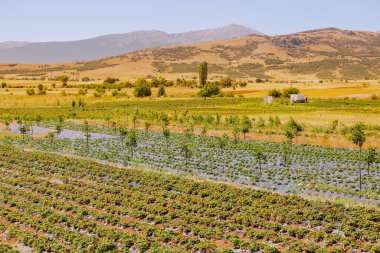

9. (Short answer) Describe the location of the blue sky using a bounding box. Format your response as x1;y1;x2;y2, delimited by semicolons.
1;0;379;42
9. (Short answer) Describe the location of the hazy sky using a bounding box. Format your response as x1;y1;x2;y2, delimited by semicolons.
2;0;379;42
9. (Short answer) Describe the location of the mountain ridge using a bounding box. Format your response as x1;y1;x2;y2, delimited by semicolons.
0;24;262;64
1;27;379;80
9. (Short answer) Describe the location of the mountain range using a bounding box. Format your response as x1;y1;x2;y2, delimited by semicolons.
1;27;380;80
0;24;262;64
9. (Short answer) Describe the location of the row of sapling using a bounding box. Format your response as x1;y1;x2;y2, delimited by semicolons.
10;114;379;191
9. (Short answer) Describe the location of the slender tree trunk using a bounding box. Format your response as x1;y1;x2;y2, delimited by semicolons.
359;147;362;194
259;158;262;175
359;166;362;194
368;163;370;176
290;141;293;154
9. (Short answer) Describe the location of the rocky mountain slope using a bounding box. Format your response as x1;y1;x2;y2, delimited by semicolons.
1;28;379;80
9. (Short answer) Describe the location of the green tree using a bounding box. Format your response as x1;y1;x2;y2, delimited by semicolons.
284;118;303;147
198;83;222;97
103;77;119;84
217;134;228;153
241;116;252;139
55;122;63;138
37;84;47;95
363;146;378;176
201;125;208;136
283;87;300;98
268;89;282;98
47;132;55;143
256;117;266;129
144;121;151;135
128;129;137;159
134;78;151;97
58;75;69;87
350;122;366;192
281;141;291;166
119;125;128;145
35;115;42;125
184;124;194;140
105;116;111;127
232;125;240;145
26;88;35;95
350;123;366;154
268;116;281;128
219;76;234;88
198;61;208;87
161;113;170;126
180;142;192;166
162;127;170;152
253;145;267;175
132;115;137;129
157;85;166;97
83;121;91;152
3;118;11;129
19;123;30;139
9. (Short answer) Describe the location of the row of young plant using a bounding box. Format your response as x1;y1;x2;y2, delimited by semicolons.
3;117;380;202
0;146;378;253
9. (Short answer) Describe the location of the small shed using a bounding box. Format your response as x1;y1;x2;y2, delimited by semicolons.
290;94;305;103
264;96;274;104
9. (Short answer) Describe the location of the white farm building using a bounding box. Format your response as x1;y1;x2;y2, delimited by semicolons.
290;94;306;103
264;96;274;104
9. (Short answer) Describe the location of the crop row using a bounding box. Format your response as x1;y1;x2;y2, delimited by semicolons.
0;145;379;252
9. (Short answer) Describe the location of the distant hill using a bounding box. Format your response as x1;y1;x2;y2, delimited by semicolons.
0;24;262;63
0;41;31;49
1;28;379;80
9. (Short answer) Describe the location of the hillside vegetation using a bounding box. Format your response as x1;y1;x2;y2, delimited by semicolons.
1;28;380;80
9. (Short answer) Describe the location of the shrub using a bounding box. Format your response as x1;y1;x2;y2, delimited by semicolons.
78;88;87;95
198;83;222;97
157;85;166;97
57;75;69;87
283;87;300;98
151;77;170;87
219;77;234;88
26;88;35;95
124;81;133;88
268;89;282;98
37;84;47;95
104;77;119;84
134;78;151;97
238;81;248;88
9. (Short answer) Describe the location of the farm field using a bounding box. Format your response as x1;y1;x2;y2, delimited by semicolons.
0;145;379;253
1;5;380;252
2;121;380;204
0;89;379;251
